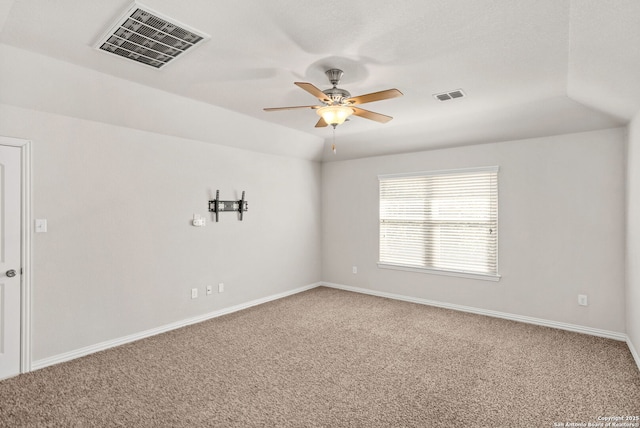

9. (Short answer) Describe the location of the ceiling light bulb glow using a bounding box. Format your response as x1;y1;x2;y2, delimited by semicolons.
317;105;354;126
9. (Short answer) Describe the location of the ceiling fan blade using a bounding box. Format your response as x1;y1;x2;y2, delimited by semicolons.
263;105;320;111
315;117;328;128
352;107;393;123
295;82;331;103
346;89;403;105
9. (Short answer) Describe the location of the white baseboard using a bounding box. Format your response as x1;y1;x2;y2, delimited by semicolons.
320;282;628;342
31;281;639;374
627;336;640;372
32;282;321;371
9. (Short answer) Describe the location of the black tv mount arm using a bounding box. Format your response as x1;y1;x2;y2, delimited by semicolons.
208;190;248;222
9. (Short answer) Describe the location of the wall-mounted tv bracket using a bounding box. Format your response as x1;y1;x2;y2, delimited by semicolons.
208;190;248;222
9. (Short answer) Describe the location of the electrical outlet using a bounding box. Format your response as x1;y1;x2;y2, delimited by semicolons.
218;283;224;293
352;266;358;274
191;288;198;299
578;294;588;306
206;285;213;295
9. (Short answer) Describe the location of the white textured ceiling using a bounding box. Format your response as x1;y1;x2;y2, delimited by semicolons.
0;0;637;161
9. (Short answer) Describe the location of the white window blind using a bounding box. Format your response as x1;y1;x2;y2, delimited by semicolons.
379;166;499;280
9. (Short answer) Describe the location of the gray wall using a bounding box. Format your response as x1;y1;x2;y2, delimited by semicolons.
0;104;322;362
0;42;634;367
628;112;640;358
322;128;627;333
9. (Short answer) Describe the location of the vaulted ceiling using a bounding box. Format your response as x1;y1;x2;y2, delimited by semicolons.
1;0;639;161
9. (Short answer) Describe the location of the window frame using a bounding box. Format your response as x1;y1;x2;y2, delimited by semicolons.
377;166;501;282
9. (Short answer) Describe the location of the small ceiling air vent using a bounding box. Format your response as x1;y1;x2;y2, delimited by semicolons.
434;89;466;102
95;3;209;69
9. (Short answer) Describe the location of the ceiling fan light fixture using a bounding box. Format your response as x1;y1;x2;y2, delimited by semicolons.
264;68;402;128
317;105;353;126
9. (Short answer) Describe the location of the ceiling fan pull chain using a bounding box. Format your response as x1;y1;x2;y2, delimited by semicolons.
332;126;337;154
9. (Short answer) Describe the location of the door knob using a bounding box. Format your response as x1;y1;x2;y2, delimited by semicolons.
6;269;16;278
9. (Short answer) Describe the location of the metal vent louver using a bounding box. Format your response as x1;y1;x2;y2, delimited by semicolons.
95;3;209;69
434;89;466;102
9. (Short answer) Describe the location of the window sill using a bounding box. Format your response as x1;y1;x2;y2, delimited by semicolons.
377;263;501;282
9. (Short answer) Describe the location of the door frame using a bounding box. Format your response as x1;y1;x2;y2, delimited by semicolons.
0;136;32;374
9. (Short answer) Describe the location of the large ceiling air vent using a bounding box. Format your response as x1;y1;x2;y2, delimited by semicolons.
95;3;209;69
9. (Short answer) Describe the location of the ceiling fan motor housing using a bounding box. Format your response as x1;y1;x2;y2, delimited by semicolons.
322;69;351;104
322;87;351;105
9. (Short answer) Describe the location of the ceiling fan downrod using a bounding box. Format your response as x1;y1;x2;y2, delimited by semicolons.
325;69;344;87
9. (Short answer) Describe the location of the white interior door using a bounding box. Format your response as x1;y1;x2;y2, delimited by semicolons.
0;144;21;380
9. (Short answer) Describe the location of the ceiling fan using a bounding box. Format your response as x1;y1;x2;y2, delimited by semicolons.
264;69;403;128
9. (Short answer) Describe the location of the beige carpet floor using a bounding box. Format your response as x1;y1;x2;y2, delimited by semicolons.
0;287;639;427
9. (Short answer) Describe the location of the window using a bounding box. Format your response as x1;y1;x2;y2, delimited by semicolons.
378;166;499;281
